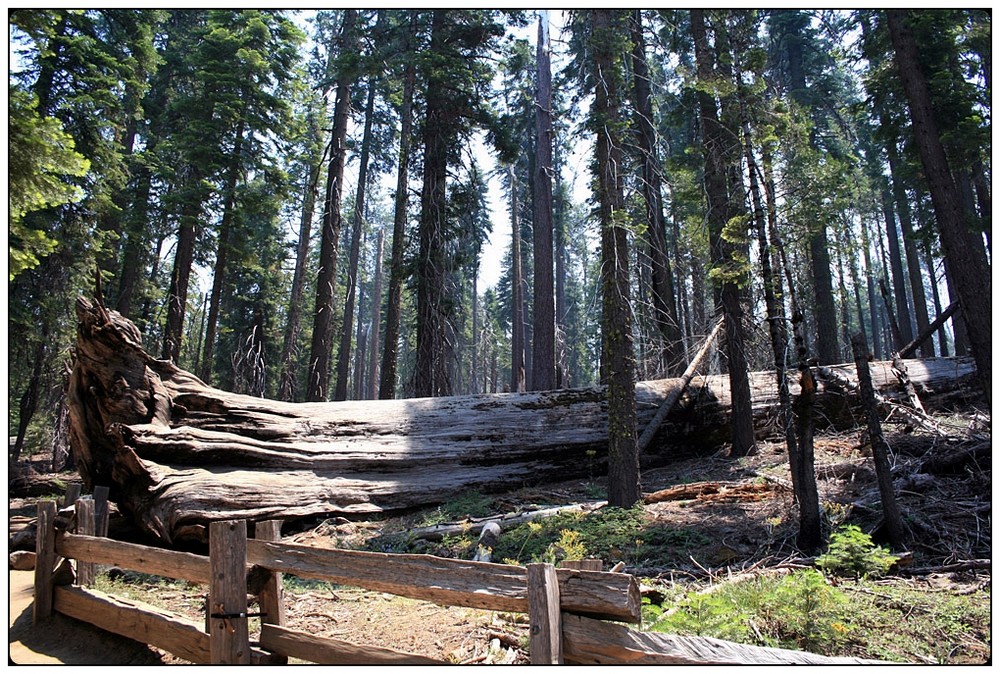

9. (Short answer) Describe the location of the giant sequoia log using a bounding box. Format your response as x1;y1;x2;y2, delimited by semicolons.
68;297;978;544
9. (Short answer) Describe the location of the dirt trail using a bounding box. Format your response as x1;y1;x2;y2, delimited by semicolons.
8;570;169;664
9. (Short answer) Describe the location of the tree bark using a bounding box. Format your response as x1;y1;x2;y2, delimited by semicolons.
278;114;323;402
531;11;556;392
366;228;385;400
200;109;247;385
629;9;681;375
162;174;203;363
414;10;454;398
851;333;906;548
510;166;526;393
886;9;992;408
306;9;358;402
335;79;377;401
690;9;755;458
379;18;417;399
68;297;979;545
593;10;639;507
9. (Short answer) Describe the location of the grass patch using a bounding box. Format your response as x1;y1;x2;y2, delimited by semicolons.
421;504;710;567
642;570;990;663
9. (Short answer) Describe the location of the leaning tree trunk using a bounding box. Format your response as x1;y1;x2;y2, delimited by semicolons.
67;297;979;545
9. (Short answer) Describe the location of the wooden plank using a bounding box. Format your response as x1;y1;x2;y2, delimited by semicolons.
246;540;640;622
526;563;562;664
259;623;445;665
74;498;96;586
33;499;58;624
53;584;210;663
208;520;250;664
561;613;881;665
56;533;211;584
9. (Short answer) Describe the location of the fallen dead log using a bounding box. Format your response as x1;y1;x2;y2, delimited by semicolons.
67;297;980;544
642;481;787;505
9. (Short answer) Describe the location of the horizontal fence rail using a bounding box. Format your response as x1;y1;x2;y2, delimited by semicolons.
30;491;884;665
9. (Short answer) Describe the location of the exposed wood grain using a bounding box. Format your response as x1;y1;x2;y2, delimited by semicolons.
254;520;287;664
246;539;640;623
74;498;96;586
208;520;250;664
527;563;562;664
56;532;211;584
561;613;882;665
33;499;58;624
54;584;210;663
68;297;979;543
259;623;444;665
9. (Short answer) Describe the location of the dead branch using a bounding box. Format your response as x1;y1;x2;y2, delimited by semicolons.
637;317;724;453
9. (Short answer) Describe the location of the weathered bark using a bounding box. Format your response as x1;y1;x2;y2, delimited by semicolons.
852;332;906;548
509;166;526;393
68;297;979;544
531;12;555;392
887;9;992;408
306;9;358;402
593;9;639;508
335;78;377;401
630;9;681;374
379;22;416;399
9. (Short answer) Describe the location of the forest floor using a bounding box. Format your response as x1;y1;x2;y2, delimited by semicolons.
8;409;992;665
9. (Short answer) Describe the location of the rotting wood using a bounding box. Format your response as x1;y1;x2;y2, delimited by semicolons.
643;480;786;505
68;296;979;543
472;521;502;562
259;623;444;664
560;613;882;665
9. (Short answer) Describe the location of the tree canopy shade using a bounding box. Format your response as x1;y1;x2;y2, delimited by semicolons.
8;10;990;539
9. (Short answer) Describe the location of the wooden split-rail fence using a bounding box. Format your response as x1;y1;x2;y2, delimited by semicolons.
31;489;877;665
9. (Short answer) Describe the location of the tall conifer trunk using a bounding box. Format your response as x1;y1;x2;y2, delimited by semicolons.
335;79;377;401
592;9;640;507
306;9;358;402
414;10;454;398
690;9;755;458
379;16;417;399
629;9;681;375
886;9;991;407
531;11;555;391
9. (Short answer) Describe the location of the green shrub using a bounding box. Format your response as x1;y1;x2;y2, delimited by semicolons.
646;569;851;655
816;525;898;578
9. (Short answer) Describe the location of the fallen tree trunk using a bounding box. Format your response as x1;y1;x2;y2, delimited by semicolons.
67;297;979;544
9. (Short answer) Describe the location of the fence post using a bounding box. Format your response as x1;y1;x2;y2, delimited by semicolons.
33;499;58;624
74;498;96;586
93;485;110;537
526;562;563;664
62;483;82;508
209;520;251;664
254;520;288;664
